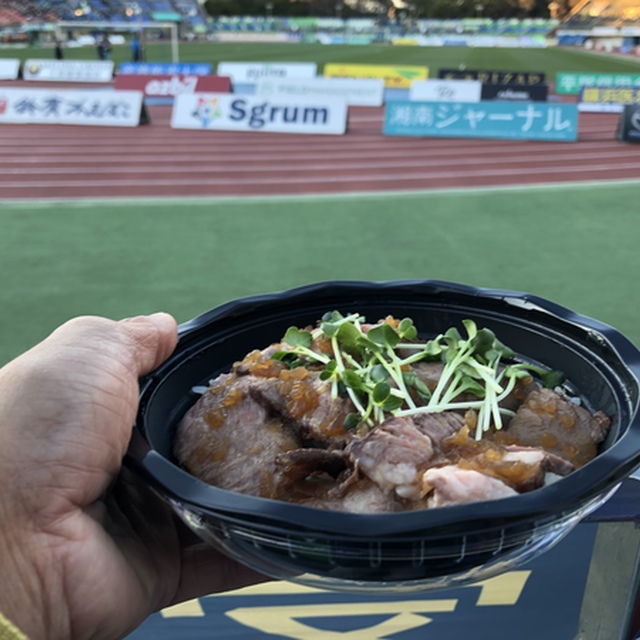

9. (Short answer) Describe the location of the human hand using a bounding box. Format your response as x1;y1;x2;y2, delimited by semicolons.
0;314;267;640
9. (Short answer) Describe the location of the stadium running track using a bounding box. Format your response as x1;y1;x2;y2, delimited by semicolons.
0;102;637;200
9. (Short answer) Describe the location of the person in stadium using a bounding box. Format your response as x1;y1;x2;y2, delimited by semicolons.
54;39;64;60
131;35;142;62
98;34;112;60
0;313;267;640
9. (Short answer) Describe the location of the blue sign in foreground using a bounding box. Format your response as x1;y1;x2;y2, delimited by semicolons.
383;100;579;141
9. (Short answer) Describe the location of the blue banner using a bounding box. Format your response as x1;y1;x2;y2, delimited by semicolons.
383;100;579;141
117;62;212;76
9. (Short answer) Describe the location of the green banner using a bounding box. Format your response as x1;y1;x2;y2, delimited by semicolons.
556;72;640;95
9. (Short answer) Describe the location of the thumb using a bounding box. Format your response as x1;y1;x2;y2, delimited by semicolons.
117;312;179;377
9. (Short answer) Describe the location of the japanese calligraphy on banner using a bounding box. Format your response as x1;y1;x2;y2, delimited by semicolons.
578;87;640;113
323;63;429;88
23;59;114;83
254;77;384;107
438;69;546;86
383;101;578;142
0;88;148;127
556;72;640;95
217;62;317;84
114;74;231;98
409;79;482;103
172;93;347;134
0;59;20;80
118;62;212;76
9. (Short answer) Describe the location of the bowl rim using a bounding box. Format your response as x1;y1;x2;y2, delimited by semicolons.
128;279;640;538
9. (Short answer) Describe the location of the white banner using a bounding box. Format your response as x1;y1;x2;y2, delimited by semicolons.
216;62;317;84
255;77;384;107
578;103;624;113
23;59;114;83
0;88;147;127
172;93;347;135
409;79;482;103
0;59;20;81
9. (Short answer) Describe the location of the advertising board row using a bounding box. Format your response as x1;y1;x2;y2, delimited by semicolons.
0;83;580;141
0;61;604;141
112;69;549;107
5;60;640;104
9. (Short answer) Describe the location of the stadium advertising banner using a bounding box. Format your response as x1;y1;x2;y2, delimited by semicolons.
216;62;317;84
0;59;20;81
323;64;429;88
556;72;640;95
577;87;640;113
254;77;384;107
480;83;549;102
383;101;578;142
118;62;212;76
23;59;114;83
616;105;640;143
0;88;147;127
172;93;347;135
114;74;231;98
409;79;481;103
438;69;546;86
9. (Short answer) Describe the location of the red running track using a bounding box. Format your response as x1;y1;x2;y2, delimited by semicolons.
0;104;637;200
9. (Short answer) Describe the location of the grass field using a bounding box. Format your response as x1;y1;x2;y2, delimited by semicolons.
3;41;640;81
2;181;639;367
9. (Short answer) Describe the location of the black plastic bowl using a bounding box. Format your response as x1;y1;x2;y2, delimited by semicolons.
126;280;640;592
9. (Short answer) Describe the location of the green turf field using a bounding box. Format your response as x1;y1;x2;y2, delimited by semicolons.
1;181;639;366
2;42;640;81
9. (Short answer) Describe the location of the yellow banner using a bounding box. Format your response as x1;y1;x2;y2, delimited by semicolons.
393;38;420;46
323;63;429;88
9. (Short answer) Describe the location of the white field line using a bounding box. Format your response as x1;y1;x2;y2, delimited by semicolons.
3;161;640;188
2;178;640;207
0;149;634;176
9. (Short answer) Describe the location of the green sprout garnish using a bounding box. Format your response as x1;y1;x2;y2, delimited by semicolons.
272;312;564;440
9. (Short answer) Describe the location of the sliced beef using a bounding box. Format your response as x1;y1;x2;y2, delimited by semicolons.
174;324;612;514
233;346;288;378
173;373;300;497
345;413;465;500
423;465;518;508
441;426;574;493
273;448;350;502
413;411;467;445
249;367;354;446
272;447;406;512
494;387;612;467
283;477;407;513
